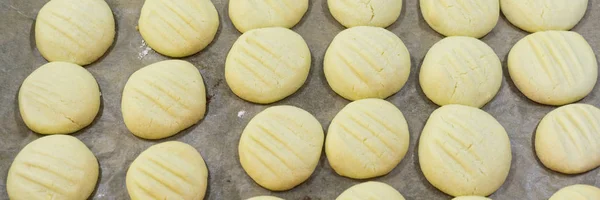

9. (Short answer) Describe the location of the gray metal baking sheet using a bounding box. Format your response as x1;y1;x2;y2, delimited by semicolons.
1;0;600;199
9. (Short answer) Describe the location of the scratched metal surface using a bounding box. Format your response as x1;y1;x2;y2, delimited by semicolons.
1;0;600;199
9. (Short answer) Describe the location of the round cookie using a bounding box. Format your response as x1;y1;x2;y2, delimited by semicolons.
122;60;206;140
19;62;100;134
549;184;600;200
500;0;588;33
247;196;285;200
326;99;409;179
421;0;499;38
453;196;492;200
126;141;208;200
35;0;115;66
238;106;324;191
139;0;219;57
508;31;597;106
535;104;600;174
328;0;402;28
418;105;511;197
336;181;405;200
324;26;411;101
7;135;99;200
420;36;502;108
225;27;311;104
229;0;308;33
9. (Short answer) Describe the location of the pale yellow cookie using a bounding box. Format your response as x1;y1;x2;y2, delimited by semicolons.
122;60;206;139
549;184;600;200
19;62;100;134
419;105;511;197
239;106;324;191
229;0;308;33
535;104;600;174
452;196;492;200
421;0;499;38
326;99;409;179
7;135;99;200
36;0;115;65
247;196;285;200
328;0;403;28
324;26;411;101
139;0;219;57
126;141;208;200
501;0;588;33
336;181;405;200
225;27;311;104
420;36;502;108
508;31;597;106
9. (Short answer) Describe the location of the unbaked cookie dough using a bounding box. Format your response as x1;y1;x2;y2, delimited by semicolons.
328;0;402;28
420;36;502;108
139;0;219;57
419;105;511;197
535;104;600;174
19;62;100;134
36;0;115;65
225;27;311;104
453;196;492;200
7;135;99;200
508;31;597;106
336;181;405;200
501;0;588;33
324;26;411;101
421;0;499;38
239;106;324;191
247;196;285;200
229;0;308;33
122;60;206;140
326;99;409;179
549;184;600;200
126;141;208;200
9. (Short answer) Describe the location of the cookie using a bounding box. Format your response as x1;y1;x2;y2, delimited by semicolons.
229;0;308;33
501;0;588;32
421;0;499;38
328;0;402;28
336;181;405;200
549;184;600;200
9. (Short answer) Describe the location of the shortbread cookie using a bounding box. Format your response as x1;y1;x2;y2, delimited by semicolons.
324;26;411;100
229;0;308;33
550;184;600;200
453;196;492;200
328;0;402;28
239;106;324;191
420;36;502;108
139;0;219;57
225;27;311;104
508;31;597;106
326;99;409;179
19;62;100;134
36;0;115;65
247;196;285;200
535;104;600;174
419;105;511;197
126;141;208;200
421;0;499;38
336;181;405;200
7;135;99;200
122;60;206;139
501;0;588;32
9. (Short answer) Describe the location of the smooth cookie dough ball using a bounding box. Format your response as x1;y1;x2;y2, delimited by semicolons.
328;0;402;28
336;181;405;200
7;135;99;200
501;0;588;33
126;141;208;200
326;99;409;179
19;62;100;134
535;104;600;174
550;184;600;200
420;36;502;108
247;196;285;200
122;60;206;140
324;26;411;101
36;0;115;66
139;0;219;57
508;31;597;106
453;196;492;200
421;0;499;38
239;106;324;191
229;0;308;33
225;27;311;104
419;105;511;197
